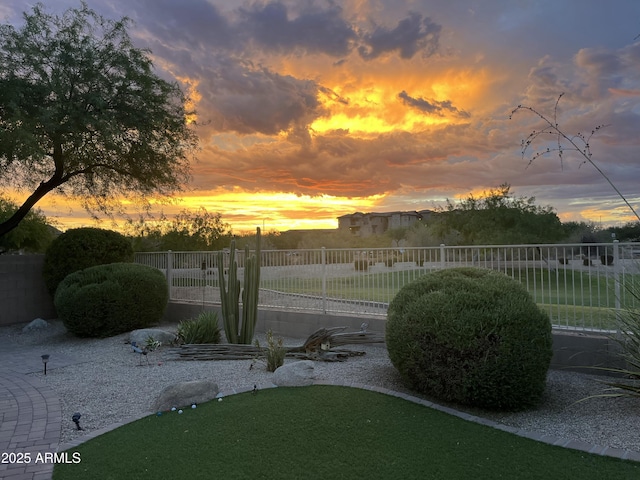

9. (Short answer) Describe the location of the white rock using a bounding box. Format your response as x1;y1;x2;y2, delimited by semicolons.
129;328;175;346
152;380;219;412
273;360;316;387
22;318;50;333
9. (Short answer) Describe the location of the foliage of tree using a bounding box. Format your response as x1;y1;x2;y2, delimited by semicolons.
403;218;461;247
0;196;54;254
0;3;197;238
125;207;231;251
607;222;640;242
266;228;393;250
429;184;566;245
43;227;133;295
560;221;601;243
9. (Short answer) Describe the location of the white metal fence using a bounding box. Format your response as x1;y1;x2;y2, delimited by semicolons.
134;241;640;332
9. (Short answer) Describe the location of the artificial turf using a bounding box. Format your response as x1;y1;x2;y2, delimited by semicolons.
54;385;639;480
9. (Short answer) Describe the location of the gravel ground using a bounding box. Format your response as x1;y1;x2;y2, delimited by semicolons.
2;320;639;452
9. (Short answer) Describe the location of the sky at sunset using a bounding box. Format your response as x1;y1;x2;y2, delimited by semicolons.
3;0;640;233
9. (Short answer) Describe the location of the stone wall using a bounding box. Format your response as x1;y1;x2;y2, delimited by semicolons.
0;255;56;326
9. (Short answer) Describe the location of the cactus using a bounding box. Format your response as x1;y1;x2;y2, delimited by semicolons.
217;227;261;344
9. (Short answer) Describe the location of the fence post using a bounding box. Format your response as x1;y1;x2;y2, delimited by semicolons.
613;240;621;331
167;250;173;302
321;247;327;314
440;244;446;270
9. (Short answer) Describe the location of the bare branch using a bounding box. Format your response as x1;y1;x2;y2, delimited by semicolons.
510;94;638;222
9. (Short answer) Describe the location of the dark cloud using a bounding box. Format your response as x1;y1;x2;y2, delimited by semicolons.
398;90;469;118
129;0;236;50
237;2;357;57
196;59;324;135
358;12;441;60
574;42;640;98
112;1;450;139
525;40;640;106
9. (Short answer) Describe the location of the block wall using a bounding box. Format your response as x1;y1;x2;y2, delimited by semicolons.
0;255;56;326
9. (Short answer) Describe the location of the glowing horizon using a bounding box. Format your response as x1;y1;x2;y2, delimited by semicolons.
8;186;634;235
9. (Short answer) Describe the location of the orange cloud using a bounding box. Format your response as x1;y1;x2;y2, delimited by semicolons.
177;189;384;232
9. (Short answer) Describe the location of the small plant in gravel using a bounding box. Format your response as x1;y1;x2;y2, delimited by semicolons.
145;335;162;352
253;330;286;372
176;311;222;344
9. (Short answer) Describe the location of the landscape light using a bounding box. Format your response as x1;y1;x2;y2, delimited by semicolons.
41;354;50;375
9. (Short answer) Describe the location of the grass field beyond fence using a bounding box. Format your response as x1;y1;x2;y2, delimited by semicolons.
136;242;640;331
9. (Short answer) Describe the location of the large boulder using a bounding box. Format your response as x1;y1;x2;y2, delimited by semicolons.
130;328;175;347
152;380;219;412
273;360;315;387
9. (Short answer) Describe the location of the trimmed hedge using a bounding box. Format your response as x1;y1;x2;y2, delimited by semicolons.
43;227;133;296
386;267;552;411
55;263;168;338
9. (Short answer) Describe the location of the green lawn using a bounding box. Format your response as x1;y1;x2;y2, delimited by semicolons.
54;386;638;480
169;265;640;330
261;267;640;330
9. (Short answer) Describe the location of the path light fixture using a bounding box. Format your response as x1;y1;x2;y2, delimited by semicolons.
41;354;50;375
72;412;83;430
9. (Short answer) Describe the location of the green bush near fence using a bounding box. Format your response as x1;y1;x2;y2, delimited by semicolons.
386;267;553;411
44;227;133;295
55;263;168;337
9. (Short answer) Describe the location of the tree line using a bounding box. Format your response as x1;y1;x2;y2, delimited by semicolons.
2;185;638;254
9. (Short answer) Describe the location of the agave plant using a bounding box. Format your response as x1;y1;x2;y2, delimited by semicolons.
176;310;222;345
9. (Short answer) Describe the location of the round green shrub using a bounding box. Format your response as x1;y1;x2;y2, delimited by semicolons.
54;263;168;338
43;227;133;296
386;267;552;411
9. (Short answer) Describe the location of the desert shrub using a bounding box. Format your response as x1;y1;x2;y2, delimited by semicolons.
253;330;286;372
587;281;640;399
44;227;133;295
601;255;614;266
386;267;552;411
354;259;369;271
176;310;222;344
55;263;168;338
264;330;286;372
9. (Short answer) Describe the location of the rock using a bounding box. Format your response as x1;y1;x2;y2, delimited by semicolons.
152;380;219;412
273;360;316;387
22;318;50;333
130;328;175;347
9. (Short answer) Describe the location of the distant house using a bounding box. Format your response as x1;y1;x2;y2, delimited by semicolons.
338;210;434;236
